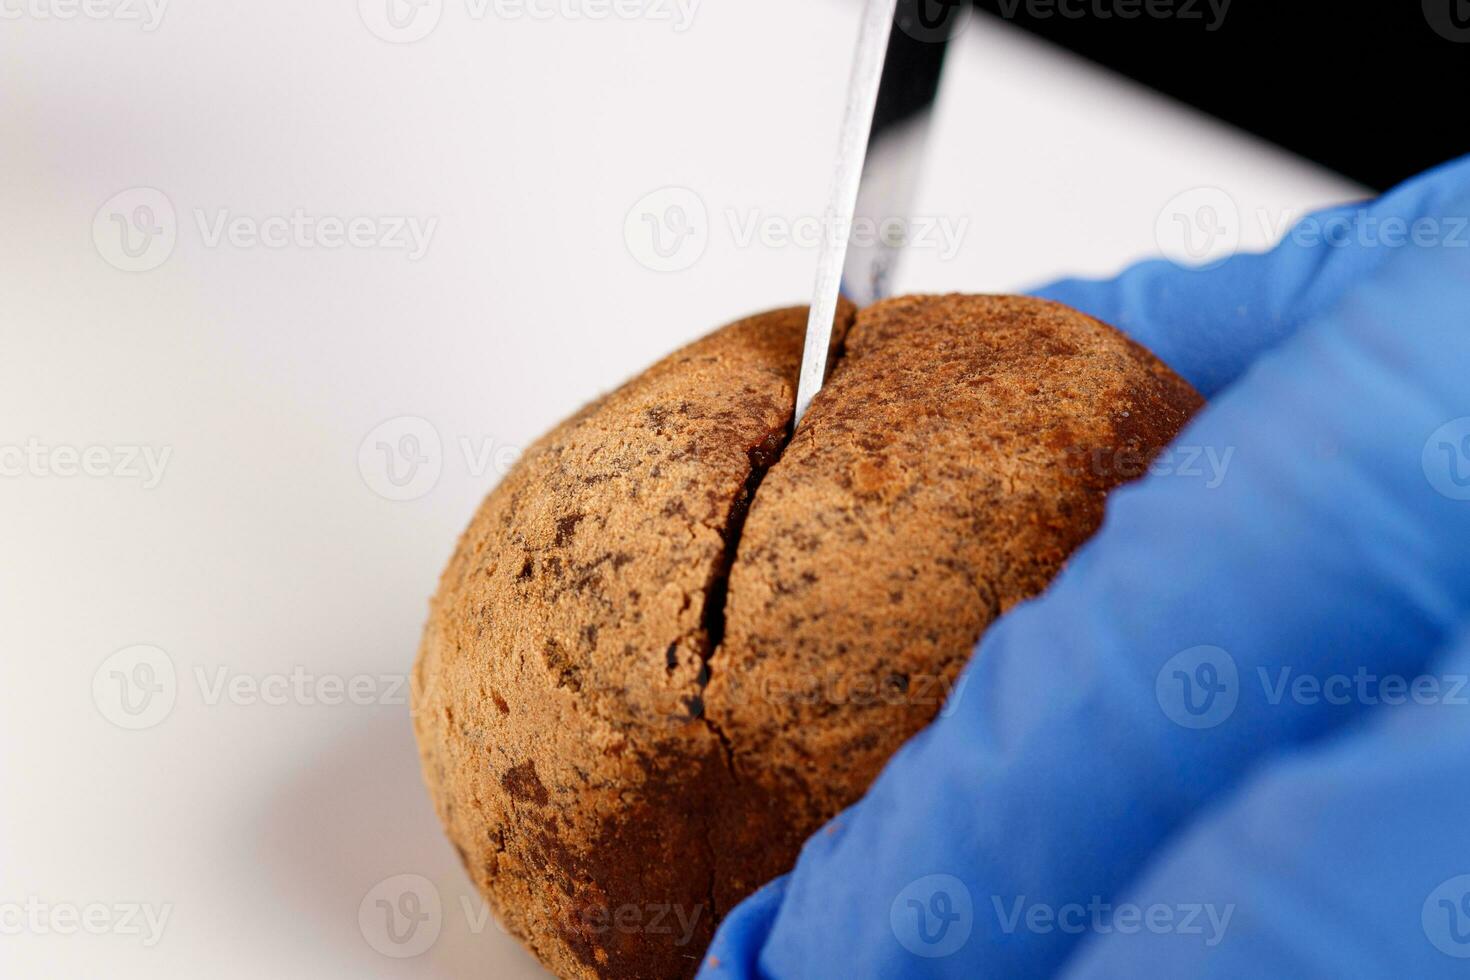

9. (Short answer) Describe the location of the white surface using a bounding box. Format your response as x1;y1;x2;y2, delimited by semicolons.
0;3;1363;977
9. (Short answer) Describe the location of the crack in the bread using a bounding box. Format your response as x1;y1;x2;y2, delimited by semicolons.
687;331;852;770
685;418;793;929
687;332;851;935
686;421;789;776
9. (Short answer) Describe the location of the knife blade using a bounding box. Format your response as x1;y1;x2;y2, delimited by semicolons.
792;0;952;425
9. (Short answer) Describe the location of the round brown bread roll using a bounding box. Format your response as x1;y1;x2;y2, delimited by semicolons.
410;294;1203;979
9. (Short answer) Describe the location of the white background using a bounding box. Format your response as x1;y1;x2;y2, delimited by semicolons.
0;1;1362;976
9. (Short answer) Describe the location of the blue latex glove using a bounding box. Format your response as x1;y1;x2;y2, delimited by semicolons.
697;155;1470;979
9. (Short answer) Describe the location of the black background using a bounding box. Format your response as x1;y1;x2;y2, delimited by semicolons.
967;0;1468;190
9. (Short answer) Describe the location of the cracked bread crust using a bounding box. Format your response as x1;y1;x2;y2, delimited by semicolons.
410;303;852;980
411;295;1202;979
702;295;1204;902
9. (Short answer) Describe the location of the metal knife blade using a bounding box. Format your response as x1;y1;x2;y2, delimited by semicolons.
793;0;952;425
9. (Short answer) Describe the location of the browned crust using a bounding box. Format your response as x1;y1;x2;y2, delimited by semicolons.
702;295;1202;903
410;302;853;979
411;295;1202;979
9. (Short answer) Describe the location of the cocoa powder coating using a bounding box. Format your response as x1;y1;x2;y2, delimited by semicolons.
411;295;1202;979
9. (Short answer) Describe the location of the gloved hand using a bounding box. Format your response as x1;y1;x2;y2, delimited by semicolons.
697;155;1470;979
